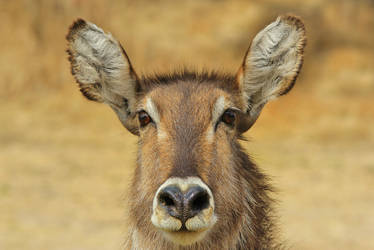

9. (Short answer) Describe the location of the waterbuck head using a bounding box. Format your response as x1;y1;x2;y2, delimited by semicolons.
67;15;305;248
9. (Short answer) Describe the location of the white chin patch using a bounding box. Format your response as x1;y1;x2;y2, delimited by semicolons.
162;230;209;246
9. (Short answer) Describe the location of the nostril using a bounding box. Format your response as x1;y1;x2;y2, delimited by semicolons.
157;185;183;215
157;186;184;221
190;191;209;212
159;193;175;207
185;186;210;219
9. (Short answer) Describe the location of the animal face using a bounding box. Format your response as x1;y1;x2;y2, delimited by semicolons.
135;81;244;245
66;15;305;246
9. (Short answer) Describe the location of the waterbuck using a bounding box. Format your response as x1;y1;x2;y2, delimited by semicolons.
66;14;306;249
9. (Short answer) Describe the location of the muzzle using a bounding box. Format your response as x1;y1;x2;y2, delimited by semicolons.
151;177;217;245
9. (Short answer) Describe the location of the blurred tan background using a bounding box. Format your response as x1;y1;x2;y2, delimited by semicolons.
1;0;373;249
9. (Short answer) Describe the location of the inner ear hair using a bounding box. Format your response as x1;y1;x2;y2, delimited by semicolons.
66;18;140;135
236;14;306;132
242;15;306;106
66;18;138;107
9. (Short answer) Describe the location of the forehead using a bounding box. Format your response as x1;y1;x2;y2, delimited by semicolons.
141;81;233;119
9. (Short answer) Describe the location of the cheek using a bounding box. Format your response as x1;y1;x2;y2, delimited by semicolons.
213;132;238;189
209;128;236;177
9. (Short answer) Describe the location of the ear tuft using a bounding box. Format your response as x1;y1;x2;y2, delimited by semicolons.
279;14;306;31
66;18;88;42
79;84;104;102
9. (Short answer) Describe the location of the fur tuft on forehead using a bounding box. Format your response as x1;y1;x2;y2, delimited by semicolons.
140;69;236;91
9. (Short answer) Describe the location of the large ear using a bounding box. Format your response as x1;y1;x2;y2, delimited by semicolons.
66;19;140;135
236;15;306;133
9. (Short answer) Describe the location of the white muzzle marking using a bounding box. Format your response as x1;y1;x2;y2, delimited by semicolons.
151;177;217;245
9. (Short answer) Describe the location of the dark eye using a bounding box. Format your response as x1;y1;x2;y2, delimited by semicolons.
221;109;236;126
138;110;152;127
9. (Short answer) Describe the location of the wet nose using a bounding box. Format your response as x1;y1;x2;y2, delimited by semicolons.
157;185;210;223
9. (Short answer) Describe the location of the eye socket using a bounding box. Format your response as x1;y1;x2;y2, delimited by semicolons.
138;110;152;127
221;109;236;126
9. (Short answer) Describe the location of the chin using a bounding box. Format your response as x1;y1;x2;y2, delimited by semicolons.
161;229;209;246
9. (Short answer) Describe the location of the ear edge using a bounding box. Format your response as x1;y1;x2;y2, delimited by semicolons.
279;14;306;32
66;47;104;103
66;18;88;42
119;44;141;92
277;14;307;96
66;19;104;102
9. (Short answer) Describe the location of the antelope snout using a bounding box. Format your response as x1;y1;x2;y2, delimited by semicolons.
151;177;217;243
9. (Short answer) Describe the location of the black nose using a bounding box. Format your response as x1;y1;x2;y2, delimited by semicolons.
158;185;210;223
